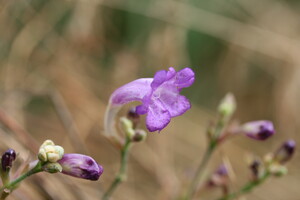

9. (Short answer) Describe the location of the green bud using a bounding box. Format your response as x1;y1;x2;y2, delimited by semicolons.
42;162;62;173
120;117;135;138
218;93;236;118
269;164;288;177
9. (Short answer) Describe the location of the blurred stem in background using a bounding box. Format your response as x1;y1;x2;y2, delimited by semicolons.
217;171;270;200
184;93;236;200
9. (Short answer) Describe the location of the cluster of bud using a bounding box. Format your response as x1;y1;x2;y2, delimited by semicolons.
38;140;64;163
120;107;147;142
249;140;296;179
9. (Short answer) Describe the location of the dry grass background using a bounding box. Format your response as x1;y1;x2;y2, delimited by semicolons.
0;0;299;199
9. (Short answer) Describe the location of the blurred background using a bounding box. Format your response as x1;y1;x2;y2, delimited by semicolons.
0;0;299;199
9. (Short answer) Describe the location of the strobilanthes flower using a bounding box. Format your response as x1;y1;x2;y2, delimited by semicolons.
58;154;103;181
240;120;275;140
104;67;195;144
1;149;16;171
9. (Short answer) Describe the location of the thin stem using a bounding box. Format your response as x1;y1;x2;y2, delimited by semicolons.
217;171;270;200
0;161;43;198
184;115;226;200
102;138;132;200
184;143;215;200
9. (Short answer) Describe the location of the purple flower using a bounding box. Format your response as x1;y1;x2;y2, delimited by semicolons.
240;120;275;140
105;67;194;141
274;140;296;164
1;149;16;171
58;154;103;181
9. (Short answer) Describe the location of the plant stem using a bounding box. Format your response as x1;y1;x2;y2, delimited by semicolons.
102;138;132;200
217;171;270;200
184;143;215;200
0;161;43;199
184;116;226;200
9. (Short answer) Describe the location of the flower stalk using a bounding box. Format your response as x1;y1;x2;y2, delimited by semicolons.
0;161;43;199
102;137;132;200
184;143;215;200
217;170;270;200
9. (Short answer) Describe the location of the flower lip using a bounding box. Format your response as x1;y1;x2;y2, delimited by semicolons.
58;153;103;181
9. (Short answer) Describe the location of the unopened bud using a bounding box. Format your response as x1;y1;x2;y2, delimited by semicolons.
249;159;261;179
120;117;135;138
132;129;147;142
127;107;140;129
218;93;236;119
1;149;16;171
269;164;288;177
58;154;103;181
42;162;62;173
38;140;64;163
274;140;296;164
240;120;275;140
208;164;229;187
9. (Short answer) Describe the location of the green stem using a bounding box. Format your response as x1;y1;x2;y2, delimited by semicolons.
0;161;43;199
217;171;271;200
102;138;132;200
184;116;226;200
184;143;215;200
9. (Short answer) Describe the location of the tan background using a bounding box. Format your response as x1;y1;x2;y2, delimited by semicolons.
0;0;299;199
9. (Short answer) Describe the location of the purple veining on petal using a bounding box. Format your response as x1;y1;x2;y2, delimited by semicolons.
58;154;103;181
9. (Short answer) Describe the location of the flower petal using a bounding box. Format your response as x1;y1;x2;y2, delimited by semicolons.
174;68;195;88
146;101;171;132
110;78;153;105
156;85;191;117
151;68;177;90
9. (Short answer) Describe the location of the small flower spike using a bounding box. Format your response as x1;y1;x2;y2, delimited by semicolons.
104;67;194;144
1;149;16;171
58;154;103;181
240;120;275;140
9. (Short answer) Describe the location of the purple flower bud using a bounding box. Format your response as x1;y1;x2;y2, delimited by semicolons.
249;159;261;179
1;149;16;171
274;140;296;164
241;120;275;140
208;164;229;187
58;154;103;181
